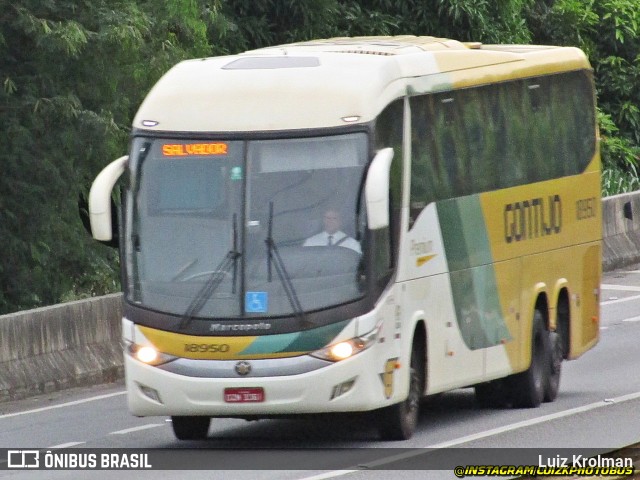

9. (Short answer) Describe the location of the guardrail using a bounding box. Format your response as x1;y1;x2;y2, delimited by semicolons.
1;193;639;403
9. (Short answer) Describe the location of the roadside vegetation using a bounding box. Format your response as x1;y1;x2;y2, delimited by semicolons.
1;0;639;313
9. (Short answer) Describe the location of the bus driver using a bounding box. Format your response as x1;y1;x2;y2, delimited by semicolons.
303;208;361;253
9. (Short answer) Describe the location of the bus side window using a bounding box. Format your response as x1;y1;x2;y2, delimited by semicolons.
459;88;494;193
409;96;436;224
548;71;596;177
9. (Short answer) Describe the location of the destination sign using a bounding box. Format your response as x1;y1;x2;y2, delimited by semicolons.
162;143;228;156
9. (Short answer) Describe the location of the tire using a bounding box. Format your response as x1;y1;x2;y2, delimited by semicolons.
543;330;562;402
544;298;568;402
557;300;570;359
171;416;211;440
377;341;424;441
508;309;548;408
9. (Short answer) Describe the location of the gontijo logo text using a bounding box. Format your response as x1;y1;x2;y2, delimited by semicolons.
504;194;561;243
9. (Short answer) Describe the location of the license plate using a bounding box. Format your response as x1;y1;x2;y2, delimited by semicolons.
224;387;265;403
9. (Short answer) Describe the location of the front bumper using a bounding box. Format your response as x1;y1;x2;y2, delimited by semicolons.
125;345;405;417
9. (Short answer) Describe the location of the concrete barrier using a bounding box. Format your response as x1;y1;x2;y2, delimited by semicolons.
0;293;123;402
602;191;640;272
0;192;639;403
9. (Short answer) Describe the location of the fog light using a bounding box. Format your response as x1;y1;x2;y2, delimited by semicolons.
138;383;162;404
331;378;356;400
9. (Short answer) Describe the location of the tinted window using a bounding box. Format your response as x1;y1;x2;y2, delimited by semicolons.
409;70;596;223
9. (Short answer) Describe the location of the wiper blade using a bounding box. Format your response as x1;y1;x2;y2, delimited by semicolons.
179;214;241;330
178;250;240;330
265;202;309;324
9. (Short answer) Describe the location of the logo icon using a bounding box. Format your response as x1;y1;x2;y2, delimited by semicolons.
245;292;268;313
235;361;252;376
7;450;40;469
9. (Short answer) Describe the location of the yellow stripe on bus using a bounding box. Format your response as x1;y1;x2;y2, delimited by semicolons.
137;326;303;360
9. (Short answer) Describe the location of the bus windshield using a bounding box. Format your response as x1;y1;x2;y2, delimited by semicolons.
125;132;369;319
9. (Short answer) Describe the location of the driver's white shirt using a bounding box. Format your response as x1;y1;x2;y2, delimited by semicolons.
303;230;361;253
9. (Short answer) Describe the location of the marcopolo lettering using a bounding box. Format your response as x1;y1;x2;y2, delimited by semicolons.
504;195;562;243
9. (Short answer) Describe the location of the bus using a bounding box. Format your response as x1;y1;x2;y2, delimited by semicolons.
88;36;600;441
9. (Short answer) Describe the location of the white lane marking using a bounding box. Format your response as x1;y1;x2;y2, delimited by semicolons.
109;424;163;435
601;294;640;306
601;284;640;292
426;390;640;448
49;442;86;448
0;391;126;420
295;390;640;480
297;471;360;480
623;316;640;323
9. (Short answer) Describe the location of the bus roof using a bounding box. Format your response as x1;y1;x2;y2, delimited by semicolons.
133;36;591;133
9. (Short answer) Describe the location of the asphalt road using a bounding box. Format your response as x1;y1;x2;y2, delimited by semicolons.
2;267;640;479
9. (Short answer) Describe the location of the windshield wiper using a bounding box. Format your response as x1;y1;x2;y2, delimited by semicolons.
265;202;308;324
179;214;241;330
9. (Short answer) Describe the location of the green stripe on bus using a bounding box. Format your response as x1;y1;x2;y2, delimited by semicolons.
437;196;510;349
239;320;349;355
449;267;511;350
437;195;492;271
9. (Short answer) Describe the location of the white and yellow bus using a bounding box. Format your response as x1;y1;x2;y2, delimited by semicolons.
89;36;600;441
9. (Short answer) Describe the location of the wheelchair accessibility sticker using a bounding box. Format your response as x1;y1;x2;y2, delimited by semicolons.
245;292;268;313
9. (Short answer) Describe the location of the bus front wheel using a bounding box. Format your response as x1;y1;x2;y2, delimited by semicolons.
171;416;211;440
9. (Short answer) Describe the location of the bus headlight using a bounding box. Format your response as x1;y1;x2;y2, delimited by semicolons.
311;328;378;362
127;343;177;366
137;346;159;363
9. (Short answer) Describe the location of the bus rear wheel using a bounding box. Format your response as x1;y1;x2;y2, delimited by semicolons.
508;309;548;408
544;297;568;402
171;416;211;440
543;330;562;402
377;342;424;441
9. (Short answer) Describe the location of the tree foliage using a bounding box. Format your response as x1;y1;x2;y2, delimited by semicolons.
337;0;532;43
0;0;219;313
0;0;638;313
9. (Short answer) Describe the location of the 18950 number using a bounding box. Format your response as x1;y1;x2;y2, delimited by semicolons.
184;343;231;353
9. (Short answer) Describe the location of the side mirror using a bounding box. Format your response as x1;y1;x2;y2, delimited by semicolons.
89;156;128;242
79;192;119;248
365;148;394;230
